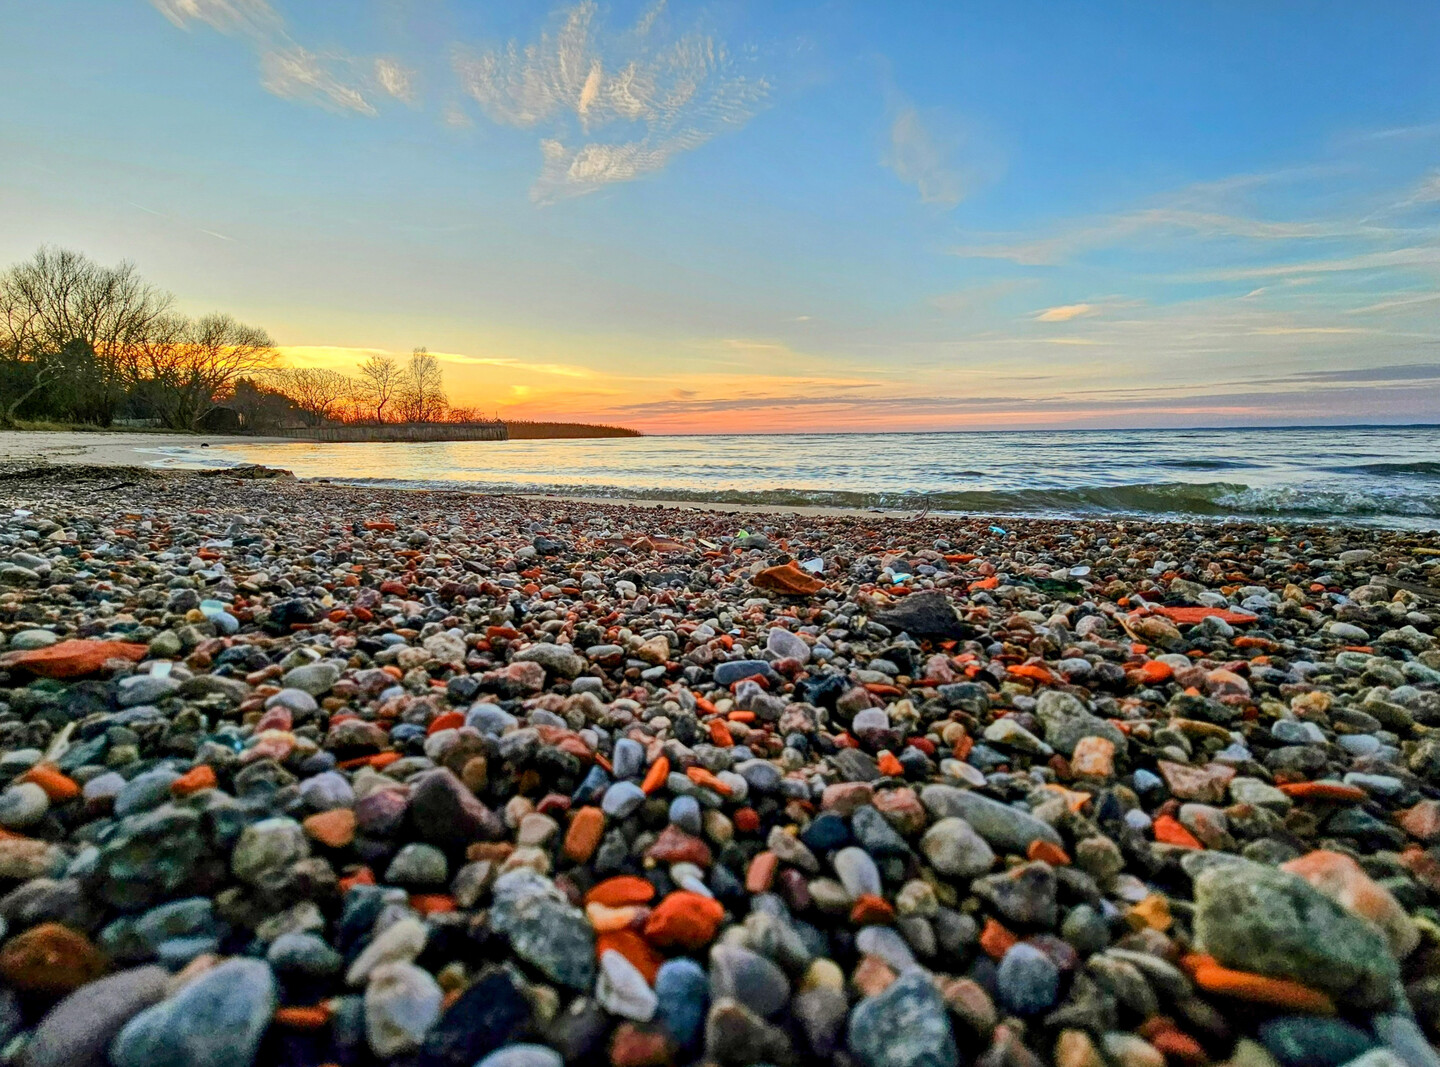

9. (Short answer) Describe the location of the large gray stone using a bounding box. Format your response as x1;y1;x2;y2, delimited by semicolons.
1190;855;1401;1008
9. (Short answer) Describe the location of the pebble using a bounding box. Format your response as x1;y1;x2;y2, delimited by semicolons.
997;942;1061;1015
364;961;443;1057
109;957;275;1067
847;969;958;1067
23;965;169;1067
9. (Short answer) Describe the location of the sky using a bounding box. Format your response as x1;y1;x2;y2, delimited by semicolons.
2;1;1439;433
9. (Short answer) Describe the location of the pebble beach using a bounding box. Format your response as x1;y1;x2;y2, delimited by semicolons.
0;462;1438;1067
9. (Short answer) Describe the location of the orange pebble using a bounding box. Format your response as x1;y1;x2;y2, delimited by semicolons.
409;894;455;916
979;917;1017;960
643;891;726;951
597;929;664;984
564;806;607;864
427;711;465;735
337;867;375;893
709;720;735;747
850;894;895;926
170;765;217;797
1153;814;1203;849
732;807;761;833
585;875;657;908
274;1005;331;1029
18;764;80;802
1278;781;1368;803
746;851;779;893
685;766;732;796
1027;839;1071;866
640;756;670;795
304;808;357;849
876;751;903;777
1185;955;1336;1014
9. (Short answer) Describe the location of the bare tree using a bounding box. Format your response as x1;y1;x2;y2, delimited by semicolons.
0;247;172;425
267;366;356;425
396;346;448;423
356;351;401;422
143;313;277;430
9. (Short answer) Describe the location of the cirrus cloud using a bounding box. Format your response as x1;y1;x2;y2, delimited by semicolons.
454;1;769;201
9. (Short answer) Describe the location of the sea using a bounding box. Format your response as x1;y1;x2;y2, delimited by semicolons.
142;425;1440;531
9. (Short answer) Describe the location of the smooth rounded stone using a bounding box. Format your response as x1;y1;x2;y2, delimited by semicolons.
475;1044;565;1067
280;660;341;695
852;708;891;734
919;785;1063;854
611;738;645;780
709;944;791;1018
267;931;344;977
113;769;181;818
346;916;429;985
596;949;659;1021
117;674;181;707
669;795;703;835
265;687;319;715
24;965;169;1067
847;969;958;1067
601;781;646;818
1190;854;1401;1008
0;782;49;829
735;758;782;794
109;957;276;1067
231;817;309;884
385;843;449;887
467;703;518;735
1272;719;1327;745
1257;1015;1378;1067
920;817;995;878
655;957;709;1049
0;748;43;778
364;961;443;1058
82;771;127;805
766;626;810;664
513;642;585;678
1062;904;1111;955
833;846;882;898
299;770;354;811
855;924;917;972
10;628;58;650
996;942;1061;1015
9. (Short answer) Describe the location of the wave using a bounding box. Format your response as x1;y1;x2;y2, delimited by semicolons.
1153;458;1259;471
1324;461;1440;477
325;476;1440;524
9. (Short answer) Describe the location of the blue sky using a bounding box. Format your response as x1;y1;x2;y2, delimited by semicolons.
2;0;1439;431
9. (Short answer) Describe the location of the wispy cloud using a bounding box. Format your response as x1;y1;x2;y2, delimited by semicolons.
150;0;413;115
454;1;769;201
885;105;964;207
1034;303;1096;322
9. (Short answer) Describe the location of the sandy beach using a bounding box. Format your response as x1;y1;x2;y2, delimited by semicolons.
0;431;296;468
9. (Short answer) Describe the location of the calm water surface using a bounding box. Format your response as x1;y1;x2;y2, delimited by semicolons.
142;426;1440;530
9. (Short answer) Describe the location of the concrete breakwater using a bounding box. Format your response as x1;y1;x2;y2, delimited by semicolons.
289;421;508;443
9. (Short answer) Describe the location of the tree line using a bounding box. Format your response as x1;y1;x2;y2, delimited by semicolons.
0;247;485;431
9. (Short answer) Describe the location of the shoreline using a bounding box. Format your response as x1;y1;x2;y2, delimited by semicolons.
2;430;1438;533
